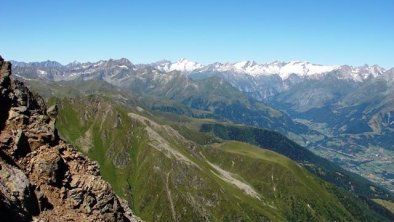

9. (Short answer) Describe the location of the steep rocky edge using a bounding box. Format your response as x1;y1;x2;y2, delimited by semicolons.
0;56;141;221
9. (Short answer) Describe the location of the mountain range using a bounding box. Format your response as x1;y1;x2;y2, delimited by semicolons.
11;58;394;192
12;58;388;82
156;59;385;81
8;57;394;220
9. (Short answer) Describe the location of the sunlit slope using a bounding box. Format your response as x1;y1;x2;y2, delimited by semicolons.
53;96;388;221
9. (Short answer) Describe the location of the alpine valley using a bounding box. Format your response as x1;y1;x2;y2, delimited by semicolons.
8;57;394;221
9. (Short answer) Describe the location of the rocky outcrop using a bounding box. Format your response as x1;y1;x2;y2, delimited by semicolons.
0;56;140;221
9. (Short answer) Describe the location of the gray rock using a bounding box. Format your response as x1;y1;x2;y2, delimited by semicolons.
69;188;84;208
0;160;37;217
14;129;30;157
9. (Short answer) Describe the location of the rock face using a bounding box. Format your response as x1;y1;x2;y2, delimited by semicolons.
0;56;141;221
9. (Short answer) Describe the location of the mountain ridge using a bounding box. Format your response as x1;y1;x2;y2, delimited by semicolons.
11;58;390;82
52;93;393;221
11;57;394;191
8;56;394;220
0;56;141;221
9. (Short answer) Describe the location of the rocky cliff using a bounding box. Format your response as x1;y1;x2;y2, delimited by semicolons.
0;56;140;221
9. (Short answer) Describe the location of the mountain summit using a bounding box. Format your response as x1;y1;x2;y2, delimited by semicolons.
154;58;204;73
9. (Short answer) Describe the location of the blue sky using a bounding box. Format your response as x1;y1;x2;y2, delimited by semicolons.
0;0;393;67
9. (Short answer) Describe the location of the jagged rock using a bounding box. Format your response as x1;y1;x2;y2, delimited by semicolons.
12;106;28;114
30;148;65;186
13;129;31;157
0;56;141;221
0;159;38;218
0;56;11;87
46;105;58;119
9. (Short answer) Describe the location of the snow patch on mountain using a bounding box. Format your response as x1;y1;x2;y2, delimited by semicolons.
12;57;387;83
279;61;338;79
37;69;48;75
118;65;129;69
156;59;385;81
192;60;338;79
155;58;203;73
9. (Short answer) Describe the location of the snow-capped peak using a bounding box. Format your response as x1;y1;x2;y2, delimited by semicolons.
196;60;338;79
233;60;257;69
154;58;203;73
151;59;385;81
278;61;338;79
338;64;385;81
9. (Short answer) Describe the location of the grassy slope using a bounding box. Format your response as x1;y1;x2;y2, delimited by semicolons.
53;96;389;221
202;141;354;221
199;122;394;220
22;77;393;220
373;199;394;214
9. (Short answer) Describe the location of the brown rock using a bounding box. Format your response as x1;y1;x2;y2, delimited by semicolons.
0;56;142;222
30;148;65;186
